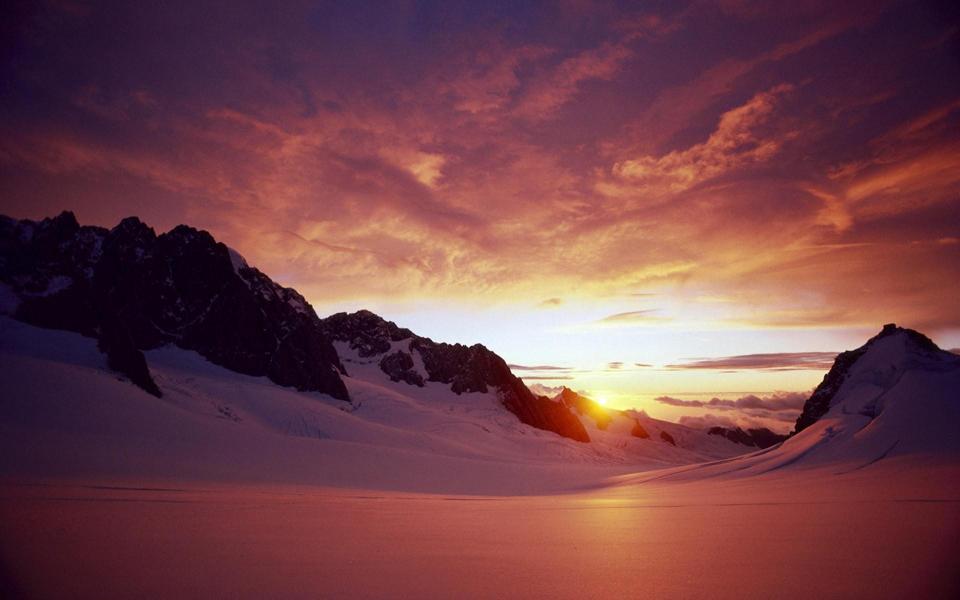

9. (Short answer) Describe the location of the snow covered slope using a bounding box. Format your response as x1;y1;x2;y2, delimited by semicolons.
611;324;960;485
0;317;748;494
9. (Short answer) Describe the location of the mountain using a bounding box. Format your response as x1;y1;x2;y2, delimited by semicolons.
554;387;658;440
0;313;751;493
794;323;946;433
0;212;592;442
615;324;960;483
556;387;613;430
320;310;590;442
1;211;348;400
706;426;787;449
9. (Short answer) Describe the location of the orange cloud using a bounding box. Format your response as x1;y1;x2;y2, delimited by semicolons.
606;84;794;196
514;42;634;119
1;0;956;337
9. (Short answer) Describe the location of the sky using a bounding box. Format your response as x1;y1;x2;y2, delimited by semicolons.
2;0;959;431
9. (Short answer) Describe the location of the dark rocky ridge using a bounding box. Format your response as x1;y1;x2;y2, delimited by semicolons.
630;420;650;439
1;212;348;400
557;387;612;430
555;387;663;442
321;311;591;442
794;323;944;433
0;212;592;443
707;426;786;449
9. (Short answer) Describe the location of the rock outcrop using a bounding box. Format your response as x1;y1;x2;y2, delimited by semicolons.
322;310;591;442
794;323;944;433
0;212;348;400
630;420;651;439
707;426;786;449
556;387;612;430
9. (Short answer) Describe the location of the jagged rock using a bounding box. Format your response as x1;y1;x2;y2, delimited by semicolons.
794;323;943;433
707;426;786;449
631;420;650;439
97;312;162;397
322;310;590;442
322;310;414;357
379;350;424;386
556;387;612;430
0;212;348;400
660;430;676;446
503;388;591;443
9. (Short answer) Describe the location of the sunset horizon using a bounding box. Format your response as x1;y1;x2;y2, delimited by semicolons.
2;1;958;598
10;208;960;433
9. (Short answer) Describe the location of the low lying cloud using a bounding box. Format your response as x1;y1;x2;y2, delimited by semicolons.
654;391;807;412
508;364;573;372
655;391;807;433
677;414;738;430
667;352;837;371
624;407;650;419
679;412;790;433
527;383;565;398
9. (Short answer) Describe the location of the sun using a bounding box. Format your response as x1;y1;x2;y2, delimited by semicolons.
595;395;608;406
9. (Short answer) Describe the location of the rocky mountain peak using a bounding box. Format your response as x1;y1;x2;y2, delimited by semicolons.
44;210;80;233
794;323;956;433
1;213;596;444
870;323;942;355
322;311;591;442
707;426;787;449
322;310;414;357
112;215;152;235
1;213;348;401
556;387;612;431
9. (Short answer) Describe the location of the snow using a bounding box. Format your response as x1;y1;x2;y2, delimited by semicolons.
2;317;739;493
607;329;960;485
1;465;957;599
0;318;957;598
407;341;430;381
226;245;249;274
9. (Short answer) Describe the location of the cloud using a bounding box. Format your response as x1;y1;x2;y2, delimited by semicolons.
610;6;881;153
604;84;795;196
595;310;669;326
679;412;789;433
667;351;837;371
538;297;564;307
606;361;623;370
527;383;565;397
1;1;957;334
514;41;634;119
658;391;809;433
654;391;807;412
677;414;738;430
508;364;573;372
624;407;650;419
